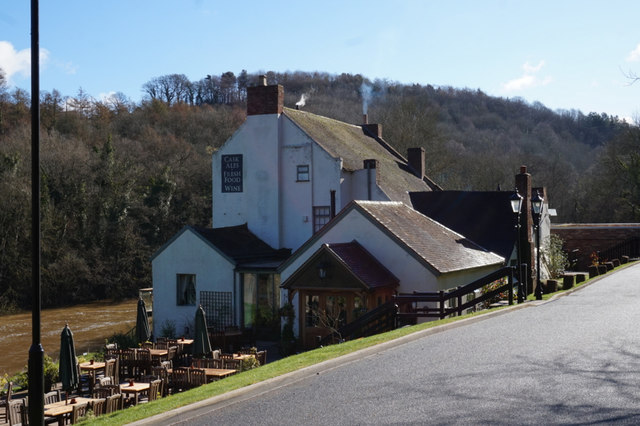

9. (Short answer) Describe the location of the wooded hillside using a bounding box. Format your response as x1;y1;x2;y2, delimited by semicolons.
0;69;637;312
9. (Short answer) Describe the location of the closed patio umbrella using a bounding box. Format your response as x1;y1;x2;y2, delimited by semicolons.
192;305;212;357
136;298;151;343
59;324;79;394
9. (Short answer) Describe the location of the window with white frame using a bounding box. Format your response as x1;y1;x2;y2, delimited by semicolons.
177;274;196;306
313;206;331;232
297;165;310;182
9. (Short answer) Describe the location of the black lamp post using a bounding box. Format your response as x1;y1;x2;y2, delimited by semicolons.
29;1;45;424
509;189;523;303
531;190;544;300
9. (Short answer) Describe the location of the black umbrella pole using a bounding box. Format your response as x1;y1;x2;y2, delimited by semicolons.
28;0;45;424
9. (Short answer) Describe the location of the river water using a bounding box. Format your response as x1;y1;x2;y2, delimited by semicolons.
0;299;138;376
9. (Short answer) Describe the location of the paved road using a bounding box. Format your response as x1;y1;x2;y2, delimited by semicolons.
150;264;640;425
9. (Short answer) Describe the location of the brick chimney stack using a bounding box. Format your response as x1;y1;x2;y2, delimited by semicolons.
407;147;425;179
247;75;284;116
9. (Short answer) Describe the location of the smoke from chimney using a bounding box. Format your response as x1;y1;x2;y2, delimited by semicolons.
360;82;373;115
295;94;307;109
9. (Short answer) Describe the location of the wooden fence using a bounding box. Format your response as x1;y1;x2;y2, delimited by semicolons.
395;266;515;321
320;266;516;345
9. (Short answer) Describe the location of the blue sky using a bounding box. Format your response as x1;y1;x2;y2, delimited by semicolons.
2;0;639;121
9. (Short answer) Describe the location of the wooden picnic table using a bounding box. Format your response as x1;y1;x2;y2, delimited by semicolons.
148;348;168;360
120;382;150;405
44;397;96;426
79;361;106;393
200;367;237;382
233;353;254;361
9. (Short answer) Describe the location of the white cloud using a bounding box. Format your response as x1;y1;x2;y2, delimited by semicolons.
0;41;49;83
503;74;535;91
502;60;552;92
626;43;640;62
523;60;545;73
99;91;117;103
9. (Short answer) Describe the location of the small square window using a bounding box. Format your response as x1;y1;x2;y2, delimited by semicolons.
177;274;196;306
297;165;309;182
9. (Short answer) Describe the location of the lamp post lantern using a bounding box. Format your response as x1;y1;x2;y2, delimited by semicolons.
509;189;524;303
531;190;544;300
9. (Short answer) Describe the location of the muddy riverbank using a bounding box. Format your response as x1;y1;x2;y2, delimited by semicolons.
0;299;138;376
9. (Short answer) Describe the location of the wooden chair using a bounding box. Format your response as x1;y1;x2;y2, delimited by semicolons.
43;390;60;405
7;399;24;426
136;348;152;379
167;345;178;363
105;344;119;359
71;402;89;424
189;369;206;388
256;350;267;366
167;340;180;356
170;367;190;393
223;359;241;371
92;387;115;399
141;342;153;349
97;376;112;387
119;348;137;380
151;366;169;397
103;358;117;384
145;379;162;402
202;358;223;369
91;398;106;416
105;394;123;414
1;381;13;423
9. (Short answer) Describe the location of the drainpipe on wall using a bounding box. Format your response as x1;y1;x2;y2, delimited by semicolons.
364;159;377;201
330;190;336;218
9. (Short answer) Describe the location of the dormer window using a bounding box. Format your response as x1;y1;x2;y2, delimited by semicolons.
297;165;310;182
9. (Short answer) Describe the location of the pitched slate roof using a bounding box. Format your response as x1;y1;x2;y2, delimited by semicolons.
283;107;440;204
280;200;504;277
190;224;290;265
354;201;505;274
326;242;399;289
409;191;517;259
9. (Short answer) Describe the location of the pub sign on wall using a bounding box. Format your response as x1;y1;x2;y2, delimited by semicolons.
222;154;243;193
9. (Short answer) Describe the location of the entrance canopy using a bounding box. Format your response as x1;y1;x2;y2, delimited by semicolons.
282;240;399;294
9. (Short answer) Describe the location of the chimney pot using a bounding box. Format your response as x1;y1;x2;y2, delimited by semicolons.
363;114;368;124
520;165;527;174
258;75;267;86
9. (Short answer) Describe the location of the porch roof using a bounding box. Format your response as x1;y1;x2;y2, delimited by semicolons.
282;240;399;292
325;242;399;289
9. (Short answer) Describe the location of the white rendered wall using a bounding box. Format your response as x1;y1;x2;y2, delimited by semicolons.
278;118;342;251
152;230;236;339
346;168;389;203
212;114;281;248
